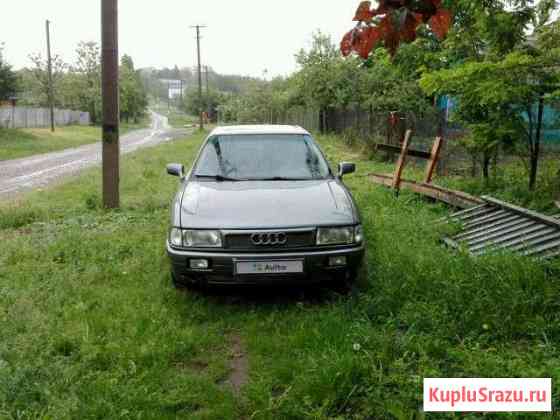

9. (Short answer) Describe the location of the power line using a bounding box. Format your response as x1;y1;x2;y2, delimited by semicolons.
190;25;206;130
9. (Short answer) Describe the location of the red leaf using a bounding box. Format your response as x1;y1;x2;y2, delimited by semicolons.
413;13;424;23
384;32;401;56
340;30;355;56
400;11;421;43
342;1;452;60
353;1;374;21
348;26;383;59
377;16;401;56
430;8;452;39
362;26;383;58
376;14;394;38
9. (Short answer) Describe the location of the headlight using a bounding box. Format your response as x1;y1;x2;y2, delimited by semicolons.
184;230;222;248
169;229;222;248
316;226;355;246
169;228;183;247
354;225;364;244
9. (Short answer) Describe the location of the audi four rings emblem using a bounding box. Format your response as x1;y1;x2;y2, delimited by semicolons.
251;232;288;246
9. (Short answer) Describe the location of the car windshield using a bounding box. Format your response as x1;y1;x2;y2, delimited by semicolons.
194;134;331;180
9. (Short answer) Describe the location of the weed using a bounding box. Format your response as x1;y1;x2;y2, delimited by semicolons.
0;207;39;230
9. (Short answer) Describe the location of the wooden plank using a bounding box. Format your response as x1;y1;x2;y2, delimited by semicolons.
369;173;394;188
391;130;412;192
376;143;431;159
424;136;443;184
370;173;484;209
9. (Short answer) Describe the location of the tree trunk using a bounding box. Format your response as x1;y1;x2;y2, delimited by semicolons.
319;108;325;134
529;96;545;191
492;148;499;178
482;151;491;182
90;103;96;125
471;153;477;178
368;104;374;137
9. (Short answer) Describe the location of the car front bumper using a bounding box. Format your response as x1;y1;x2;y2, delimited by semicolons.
167;242;365;285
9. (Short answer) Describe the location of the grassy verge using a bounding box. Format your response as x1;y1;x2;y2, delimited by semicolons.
150;102;198;128
167;111;198;128
0;126;101;161
0;117;151;162
0;132;558;418
120;115;151;134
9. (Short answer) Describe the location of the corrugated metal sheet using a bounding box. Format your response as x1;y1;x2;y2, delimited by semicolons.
444;196;560;260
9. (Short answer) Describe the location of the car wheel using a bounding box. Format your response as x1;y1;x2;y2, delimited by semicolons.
325;270;354;294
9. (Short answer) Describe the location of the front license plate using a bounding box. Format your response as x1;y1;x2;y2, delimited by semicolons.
236;260;304;275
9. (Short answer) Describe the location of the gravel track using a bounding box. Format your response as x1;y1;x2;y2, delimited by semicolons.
0;111;190;200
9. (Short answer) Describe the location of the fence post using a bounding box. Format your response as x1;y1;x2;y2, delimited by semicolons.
424;136;443;184
392;129;413;193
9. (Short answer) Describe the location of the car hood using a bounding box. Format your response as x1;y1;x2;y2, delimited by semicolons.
179;180;357;229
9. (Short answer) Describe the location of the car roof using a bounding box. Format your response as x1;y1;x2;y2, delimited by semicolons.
209;125;310;136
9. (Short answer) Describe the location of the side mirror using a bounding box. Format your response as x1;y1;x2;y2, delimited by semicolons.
338;162;356;179
167;163;185;178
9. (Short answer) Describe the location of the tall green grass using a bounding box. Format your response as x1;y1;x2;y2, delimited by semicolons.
0;131;558;419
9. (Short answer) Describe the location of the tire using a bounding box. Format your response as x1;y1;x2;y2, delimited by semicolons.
326;270;355;294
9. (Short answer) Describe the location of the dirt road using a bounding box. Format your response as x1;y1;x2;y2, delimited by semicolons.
0;111;189;200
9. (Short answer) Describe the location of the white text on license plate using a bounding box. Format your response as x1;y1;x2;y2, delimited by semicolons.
236;260;303;275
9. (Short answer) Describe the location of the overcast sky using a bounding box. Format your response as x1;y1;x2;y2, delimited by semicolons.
1;0;355;78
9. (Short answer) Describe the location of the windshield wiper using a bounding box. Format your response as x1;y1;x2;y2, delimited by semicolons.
195;174;246;182
253;176;316;181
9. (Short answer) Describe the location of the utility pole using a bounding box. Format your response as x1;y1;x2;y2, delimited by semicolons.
167;81;170;112
101;0;120;209
205;65;209;95
190;25;206;130
45;20;55;132
205;66;212;120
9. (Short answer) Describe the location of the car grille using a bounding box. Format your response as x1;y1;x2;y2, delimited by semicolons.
224;229;316;250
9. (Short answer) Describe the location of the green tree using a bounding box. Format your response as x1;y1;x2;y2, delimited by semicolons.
26;52;67;107
420;0;559;188
0;45;19;101
421;52;559;189
119;55;148;123
74;41;101;124
182;87;224;121
294;31;341;132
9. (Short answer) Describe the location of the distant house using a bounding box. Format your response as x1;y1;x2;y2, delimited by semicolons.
437;95;560;144
159;79;186;99
0;98;16;107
